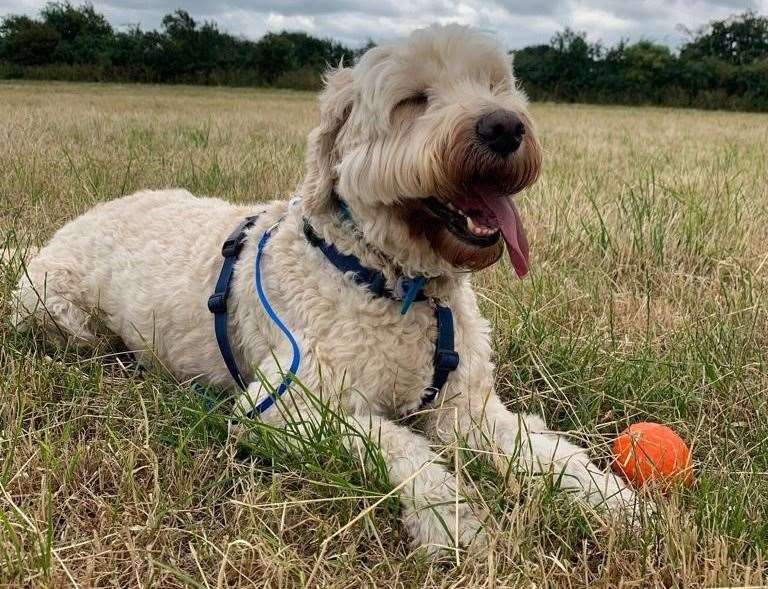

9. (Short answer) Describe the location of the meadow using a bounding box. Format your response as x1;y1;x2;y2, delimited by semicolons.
1;81;767;587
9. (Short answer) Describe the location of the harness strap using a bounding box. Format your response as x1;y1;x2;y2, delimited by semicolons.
425;304;460;404
303;219;428;307
208;213;459;415
208;216;301;418
249;223;301;417
303;217;459;405
304;219;388;297
207;215;259;390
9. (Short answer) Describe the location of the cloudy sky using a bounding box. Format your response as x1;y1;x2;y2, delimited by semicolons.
1;0;765;49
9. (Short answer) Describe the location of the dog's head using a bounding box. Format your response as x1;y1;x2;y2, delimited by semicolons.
300;24;542;276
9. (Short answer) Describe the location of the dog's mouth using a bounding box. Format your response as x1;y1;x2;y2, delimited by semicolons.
421;191;529;277
423;198;501;246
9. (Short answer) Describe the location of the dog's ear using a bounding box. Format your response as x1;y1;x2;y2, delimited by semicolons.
300;66;354;214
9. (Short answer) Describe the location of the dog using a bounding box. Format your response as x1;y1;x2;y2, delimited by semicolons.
13;24;638;554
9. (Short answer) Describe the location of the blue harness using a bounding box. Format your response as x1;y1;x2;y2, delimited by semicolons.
207;213;459;417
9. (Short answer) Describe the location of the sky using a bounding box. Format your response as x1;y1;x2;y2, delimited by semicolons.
1;0;766;50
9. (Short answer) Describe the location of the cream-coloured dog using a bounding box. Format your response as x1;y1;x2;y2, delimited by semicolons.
14;24;637;554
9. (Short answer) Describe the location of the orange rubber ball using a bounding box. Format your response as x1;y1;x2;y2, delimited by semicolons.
611;422;693;490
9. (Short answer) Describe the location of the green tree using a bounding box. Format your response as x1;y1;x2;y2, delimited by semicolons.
601;41;676;102
40;2;113;64
681;12;768;65
0;15;60;65
252;33;300;84
514;30;602;101
155;11;244;81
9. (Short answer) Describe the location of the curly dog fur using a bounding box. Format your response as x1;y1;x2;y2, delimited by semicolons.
13;24;638;554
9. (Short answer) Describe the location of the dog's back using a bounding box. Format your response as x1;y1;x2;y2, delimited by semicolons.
13;189;274;381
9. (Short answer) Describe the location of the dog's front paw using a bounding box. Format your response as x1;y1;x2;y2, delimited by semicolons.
402;499;488;556
589;471;655;526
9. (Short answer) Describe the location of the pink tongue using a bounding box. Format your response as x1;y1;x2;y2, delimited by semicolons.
478;195;529;278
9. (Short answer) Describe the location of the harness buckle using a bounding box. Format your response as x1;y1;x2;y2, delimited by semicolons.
222;235;246;258
207;292;227;314
422;387;439;405
221;215;259;258
434;348;460;372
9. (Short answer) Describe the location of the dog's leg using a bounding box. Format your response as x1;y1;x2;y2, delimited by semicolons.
428;391;638;515
233;365;487;555
13;267;98;346
345;411;488;555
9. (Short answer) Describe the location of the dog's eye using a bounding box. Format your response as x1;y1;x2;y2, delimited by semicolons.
396;92;428;109
391;92;429;125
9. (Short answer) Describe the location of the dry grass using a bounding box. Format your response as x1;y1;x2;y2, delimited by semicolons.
1;80;768;587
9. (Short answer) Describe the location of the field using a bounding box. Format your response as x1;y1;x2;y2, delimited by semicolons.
1;81;767;587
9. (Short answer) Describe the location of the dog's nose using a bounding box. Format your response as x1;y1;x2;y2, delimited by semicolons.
475;110;525;157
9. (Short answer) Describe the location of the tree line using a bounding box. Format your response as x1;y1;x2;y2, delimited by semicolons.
514;16;768;111
1;3;767;110
0;3;360;89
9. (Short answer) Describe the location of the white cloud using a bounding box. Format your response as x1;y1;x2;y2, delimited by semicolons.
570;7;633;34
265;13;317;32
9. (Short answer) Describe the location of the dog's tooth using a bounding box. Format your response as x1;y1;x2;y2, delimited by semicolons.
467;218;493;237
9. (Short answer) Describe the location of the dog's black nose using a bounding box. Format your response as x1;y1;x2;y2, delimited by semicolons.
475;110;525;157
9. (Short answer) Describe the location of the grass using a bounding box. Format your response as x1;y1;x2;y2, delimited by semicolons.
1;80;767;587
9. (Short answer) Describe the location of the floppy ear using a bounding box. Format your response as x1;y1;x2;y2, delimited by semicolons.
300;67;354;214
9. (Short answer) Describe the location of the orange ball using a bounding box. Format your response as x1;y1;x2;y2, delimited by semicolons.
611;422;693;490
